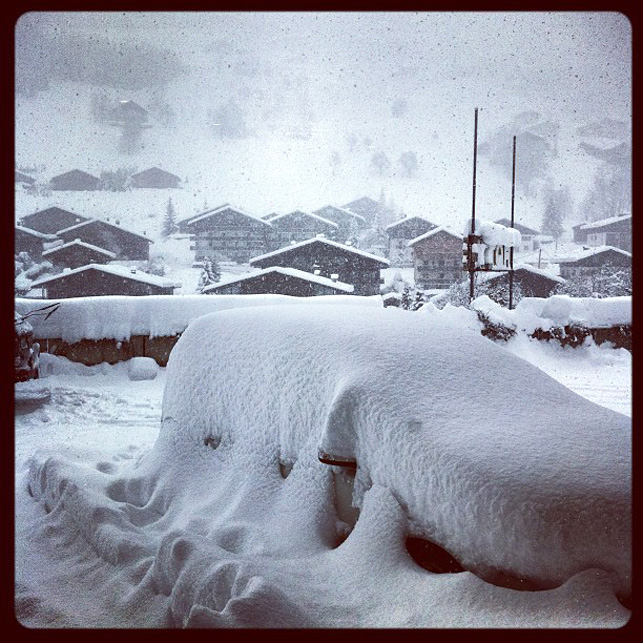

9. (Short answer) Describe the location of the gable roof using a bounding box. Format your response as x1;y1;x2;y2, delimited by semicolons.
578;213;631;231
267;210;338;228
50;169;100;183
203;266;354;294
314;205;367;223
186;204;271;227
31;264;172;288
385;216;436;231
56;218;153;243
131;167;181;182
250;236;389;266
15;225;59;241
493;218;540;236
408;226;462;246
478;263;565;285
553;245;632;264
41;239;117;259
15;170;35;184
343;196;378;211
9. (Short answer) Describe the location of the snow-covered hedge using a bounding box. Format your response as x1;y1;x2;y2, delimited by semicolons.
15;294;382;343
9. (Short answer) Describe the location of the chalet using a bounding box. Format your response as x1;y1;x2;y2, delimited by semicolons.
343;196;395;227
177;203;230;233
572;214;631;252
15;226;58;261
41;239;116;269
313;205;367;242
553;246;632;282
18;206;89;235
478;264;565;298
110;100;149;126
493;219;540;253
250;236;389;296
131;167;181;189
385;216;437;266
50;169;100;191
15;170;35;186
203;266;354;297
409;227;463;290
56;219;152;261
186;205;272;263
30;264;175;299
266;210;338;251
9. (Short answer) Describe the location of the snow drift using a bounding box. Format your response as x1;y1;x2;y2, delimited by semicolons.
25;305;631;627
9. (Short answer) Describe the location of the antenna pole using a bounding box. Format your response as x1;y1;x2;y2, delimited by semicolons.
469;108;478;303
509;135;516;310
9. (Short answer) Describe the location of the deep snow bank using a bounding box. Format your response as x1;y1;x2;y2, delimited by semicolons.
15;294;381;343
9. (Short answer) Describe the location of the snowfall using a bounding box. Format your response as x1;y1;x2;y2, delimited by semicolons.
14;294;631;628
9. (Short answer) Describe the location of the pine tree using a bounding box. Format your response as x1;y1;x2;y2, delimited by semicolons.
162;198;178;236
401;286;413;310
541;190;565;246
412;290;425;311
197;256;221;292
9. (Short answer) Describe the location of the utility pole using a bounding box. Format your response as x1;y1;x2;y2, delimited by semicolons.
509;135;517;310
469;108;479;303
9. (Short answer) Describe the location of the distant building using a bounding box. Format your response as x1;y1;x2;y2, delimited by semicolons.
554;246;632;282
493;219;540;253
110;100;149;126
30;264;175;298
56;219;153;261
18;206;89;235
409;227;463;290
50;170;100;191
313;205;367;242
15;226;58;261
343;196;395;227
41;239;116;269
266;210;338;251
15;170;35;186
203;266;354;297
478;264;565;298
131;167;181;189
250;236;389;296
186;204;272;263
385;216;437;266
572;214;631;253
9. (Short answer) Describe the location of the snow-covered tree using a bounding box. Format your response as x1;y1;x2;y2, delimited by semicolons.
330;151;341;176
579;162;631;223
554;262;632;298
398;151;419;178
541;189;568;246
371;151;391;176
162;198;179;236
197;257;221;292
412;290;425;311
401;287;413;310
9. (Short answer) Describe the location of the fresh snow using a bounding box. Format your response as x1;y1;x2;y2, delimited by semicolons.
16;304;631;628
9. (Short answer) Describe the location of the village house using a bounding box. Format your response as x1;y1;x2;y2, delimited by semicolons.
478;264;565;298
265;210;338;251
18;206;89;235
342;196;396;228
385;216;437;266
313;205;367;242
203;266;354;297
41;239;116;269
409;227;463;290
185;204;272;263
250;236;389;296
50;169;101;191
15;170;35;186
553;245;632;282
56;219;153;261
493;219;540;254
30;264;175;299
15;226;58;261
110;100;149;126
131;167;181;189
572;213;631;252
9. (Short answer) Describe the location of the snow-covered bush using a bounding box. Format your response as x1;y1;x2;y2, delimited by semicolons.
127;356;159;381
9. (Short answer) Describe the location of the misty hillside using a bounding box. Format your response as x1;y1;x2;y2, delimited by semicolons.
15;13;631;244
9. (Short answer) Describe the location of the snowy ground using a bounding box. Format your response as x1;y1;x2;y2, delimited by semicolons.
14;310;630;628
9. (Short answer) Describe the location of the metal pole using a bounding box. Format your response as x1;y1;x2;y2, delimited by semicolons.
470;108;478;303
509;135;516;310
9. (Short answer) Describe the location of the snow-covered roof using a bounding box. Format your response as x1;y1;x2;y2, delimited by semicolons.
186;204;271;227
41;239;117;259
250;236;390;266
385;216;436;231
477;263;566;285
203;266;354;294
493;218;540;236
131;167;181;181
553;245;632;264
267;210;338;228
56;218;153;243
15;225;58;241
578;214;631;230
314;205;367;223
407;226;461;246
31;264;174;289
